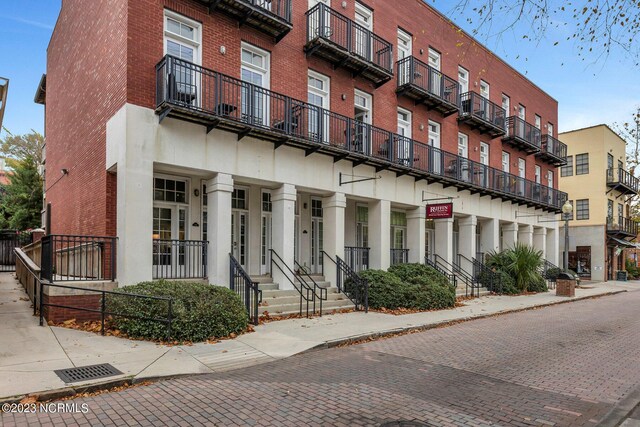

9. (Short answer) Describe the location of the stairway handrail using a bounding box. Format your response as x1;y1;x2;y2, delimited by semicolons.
269;249;313;318
294;259;328;315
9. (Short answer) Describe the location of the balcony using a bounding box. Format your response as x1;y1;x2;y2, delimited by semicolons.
344;246;369;272
537;134;567;166
304;3;393;87
458;91;506;138
607;216;639;238
155;55;567;213
607;167;640;196
396;56;459;117
502;116;541;154
203;0;292;42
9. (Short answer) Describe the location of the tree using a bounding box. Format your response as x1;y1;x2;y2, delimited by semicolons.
0;157;43;230
0;128;45;167
441;1;640;65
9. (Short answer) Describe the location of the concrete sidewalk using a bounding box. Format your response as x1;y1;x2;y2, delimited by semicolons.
1;272;637;401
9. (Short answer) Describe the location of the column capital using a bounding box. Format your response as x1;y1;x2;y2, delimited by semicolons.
533;227;547;236
458;215;477;227
503;222;519;232
206;173;233;194
322;192;347;209
406;206;426;220
519;224;534;232
434;217;454;225
272;183;297;203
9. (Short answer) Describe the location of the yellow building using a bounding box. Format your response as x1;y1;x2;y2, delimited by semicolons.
559;124;638;281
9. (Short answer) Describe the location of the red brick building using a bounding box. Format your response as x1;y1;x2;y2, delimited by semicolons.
38;0;567;303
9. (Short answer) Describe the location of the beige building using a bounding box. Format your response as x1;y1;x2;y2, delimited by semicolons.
559;124;639;281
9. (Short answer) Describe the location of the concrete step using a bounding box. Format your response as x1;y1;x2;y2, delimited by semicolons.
260;298;355;317
260;290;348;306
456;286;490;297
261;286;340;298
251;275;274;284
258;283;279;291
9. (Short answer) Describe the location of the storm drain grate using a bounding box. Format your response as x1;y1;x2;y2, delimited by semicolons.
54;363;123;383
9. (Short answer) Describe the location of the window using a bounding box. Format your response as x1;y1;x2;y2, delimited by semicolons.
241;43;270;125
608;199;614;219
561;156;573;177
311;199;323;217
502;151;510;173
164;11;201;63
354;3;373;59
479;80;490;99
534;115;541;129
397;28;412;61
576;199;589;220
354;89;372;124
262;191;272;212
501;94;510;115
518;158;526;178
232;188;247;210
547;170;553;188
548;123;554;136
458;133;468;157
397;108;412;138
480;142;489;165
534;165;541;183
575;153;589;175
428;121;440;148
391;211;407;226
458;66;469;93
428;48;441;70
607;153;614;171
154;178;187;203
518;104;526;120
618;203;624;220
308;70;330;142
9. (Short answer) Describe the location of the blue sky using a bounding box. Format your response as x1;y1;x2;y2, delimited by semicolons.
0;0;638;139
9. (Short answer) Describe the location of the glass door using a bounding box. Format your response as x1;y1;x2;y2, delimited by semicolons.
152;206;188;278
260;190;272;275
354;3;373;60
231;210;248;270
311;199;323;274
241;44;269;126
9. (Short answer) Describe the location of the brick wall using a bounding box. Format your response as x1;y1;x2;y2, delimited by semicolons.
42;293;102;323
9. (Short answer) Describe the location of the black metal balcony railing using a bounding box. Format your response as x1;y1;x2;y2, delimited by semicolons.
205;0;292;42
607;216;639;237
155;55;568;212
40;235;117;282
458;91;507;138
503;116;541;154
152;239;207;280
606;167;640;195
304;3;393;86
396;56;459;116
344;246;369;272
390;249;409;265
537;134;568;166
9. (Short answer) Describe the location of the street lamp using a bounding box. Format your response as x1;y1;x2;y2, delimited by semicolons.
562;200;573;273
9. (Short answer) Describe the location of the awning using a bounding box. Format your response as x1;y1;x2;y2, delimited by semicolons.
607;236;637;248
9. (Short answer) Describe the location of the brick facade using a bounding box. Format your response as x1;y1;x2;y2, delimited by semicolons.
42;293;102;323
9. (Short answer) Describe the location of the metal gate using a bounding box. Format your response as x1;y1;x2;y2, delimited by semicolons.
0;231;27;272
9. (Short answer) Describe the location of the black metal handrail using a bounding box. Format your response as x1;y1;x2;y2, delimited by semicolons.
230;253;261;325
540;134;567;160
322;251;368;312
1;230;30;272
40;235;117;283
240;0;292;23
396;56;459;105
305;3;393;73
607;167;640;192
539;259;560;289
468;255;502;294
269;249;313;317
459;91;506;129
434;253;474;297
294;259;328;316
344;246;369;272
390;248;409;265
607;216;639;235
504;116;542;149
155;55;568;211
152;239;207;280
424;256;457;290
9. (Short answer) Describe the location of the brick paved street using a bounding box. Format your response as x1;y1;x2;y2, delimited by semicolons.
4;290;640;426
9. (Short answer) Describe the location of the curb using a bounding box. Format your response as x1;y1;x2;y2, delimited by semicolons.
598;385;640;427
0;289;627;404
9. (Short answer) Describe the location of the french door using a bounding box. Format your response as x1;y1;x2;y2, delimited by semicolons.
241;44;269;127
152;205;188;278
231;210;248;270
311;198;323;274
354;3;373;60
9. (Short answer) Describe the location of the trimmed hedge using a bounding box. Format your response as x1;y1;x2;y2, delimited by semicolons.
359;266;455;311
105;280;248;342
528;274;549;293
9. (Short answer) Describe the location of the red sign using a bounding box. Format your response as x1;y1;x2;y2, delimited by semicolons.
426;203;453;219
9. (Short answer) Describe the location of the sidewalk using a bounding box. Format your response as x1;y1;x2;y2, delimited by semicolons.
1;272;637;401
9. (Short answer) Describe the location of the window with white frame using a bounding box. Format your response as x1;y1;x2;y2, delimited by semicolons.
547;170;554;188
428;121;440;148
534;165;541;183
518;104;526;120
458;66;469;93
548;122;554;136
502;94;510;115
397;108;412;138
397;28;412;61
308;70;330;142
502;151;510;173
164;11;201;104
354;3;373;59
480;142;489;165
241;43;270;125
428;48;441;70
480;80;490;99
534;114;541;129
457;133;468;157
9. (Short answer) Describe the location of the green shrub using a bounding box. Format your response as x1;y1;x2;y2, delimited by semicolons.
387;263;451;288
478;269;519;295
410;282;456;310
105;280;248;342
626;259;639;279
358;270;405;310
486;245;543;293
527;274;548;293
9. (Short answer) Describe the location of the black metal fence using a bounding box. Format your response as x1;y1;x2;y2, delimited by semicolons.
424;256;458;289
607;216;639;236
607;167;640;192
0;231;30;272
396;56;459;105
40;235;117;282
323;251;368;312
305;3;393;73
156;55;568;211
540;134;568;162
246;0;292;22
505;116;542;149
152;239;207;280
230;253;261;325
459;91;506;129
344;246;369;272
390;248;409;265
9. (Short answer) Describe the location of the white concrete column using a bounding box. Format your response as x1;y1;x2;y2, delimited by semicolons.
480;218;500;256
407;206;426;263
533;227;547;259
502;222;518;250
546;226;559;266
322;193;346;285
207;173;233;287
434;218;454;268
369;199;391;270
518;224;534;247
458;215;477;273
271;183;297;289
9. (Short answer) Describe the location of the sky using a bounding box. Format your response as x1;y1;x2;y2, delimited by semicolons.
0;0;638;139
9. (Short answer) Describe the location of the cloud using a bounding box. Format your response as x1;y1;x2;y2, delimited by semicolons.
0;14;54;30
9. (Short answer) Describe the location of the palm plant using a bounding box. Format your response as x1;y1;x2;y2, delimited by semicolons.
486;244;543;293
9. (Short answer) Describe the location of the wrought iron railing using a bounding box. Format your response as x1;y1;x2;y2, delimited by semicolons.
230;253;261;325
240;0;292;22
305;3;393;73
459;91;506;130
539;259;560;289
607;216;639;235
269;249;314;317
294;258;328;315
344;246;369;272
504;116;542;150
155;55;567;211
470;255;502;293
424;256;457;289
390;248;409;265
40;235;117;282
434;253;475;297
0;230;30;272
540;134;567;162
607;167;640;192
396;56;459;105
322;251;368;312
152;239;207;280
